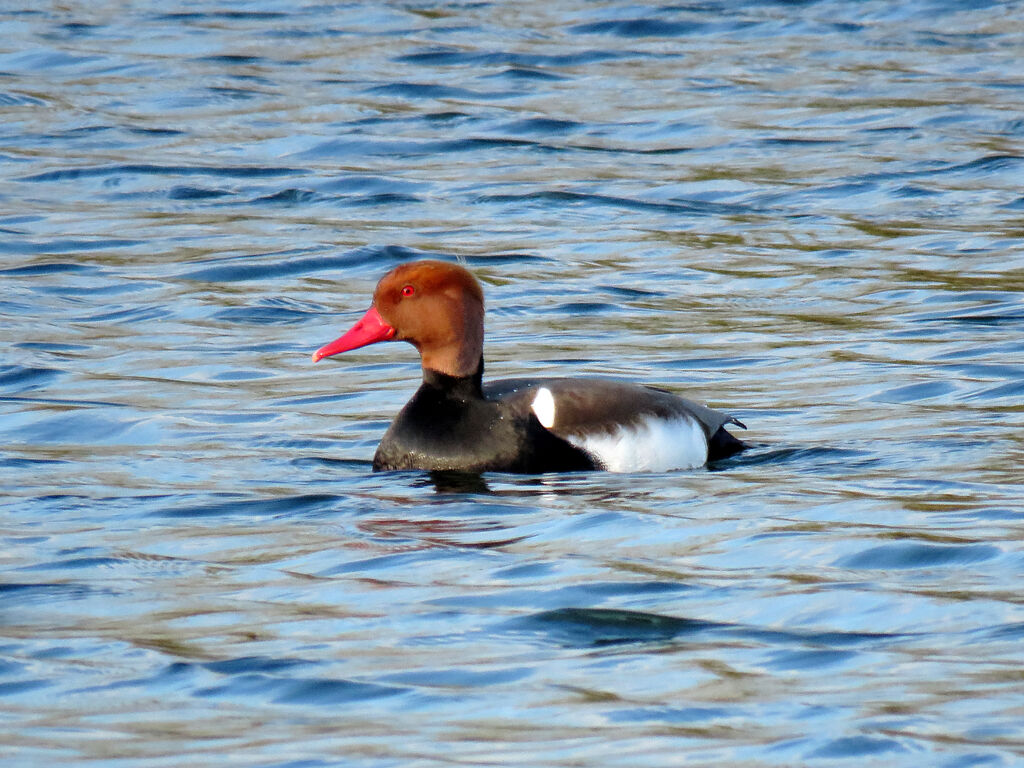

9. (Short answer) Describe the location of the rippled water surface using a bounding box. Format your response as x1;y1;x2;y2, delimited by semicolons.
3;1;1024;765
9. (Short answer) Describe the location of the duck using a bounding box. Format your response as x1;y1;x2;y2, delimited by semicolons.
312;260;746;473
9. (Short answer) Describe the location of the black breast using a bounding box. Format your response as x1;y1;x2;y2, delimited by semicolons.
372;372;595;473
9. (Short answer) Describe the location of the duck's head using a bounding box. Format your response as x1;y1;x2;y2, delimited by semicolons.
312;259;485;378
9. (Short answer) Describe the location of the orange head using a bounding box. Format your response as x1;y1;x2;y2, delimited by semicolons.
313;260;485;378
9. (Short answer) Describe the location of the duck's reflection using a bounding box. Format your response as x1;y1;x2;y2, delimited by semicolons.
421;470;492;494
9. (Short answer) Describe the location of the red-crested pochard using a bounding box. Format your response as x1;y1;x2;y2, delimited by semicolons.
313;260;746;473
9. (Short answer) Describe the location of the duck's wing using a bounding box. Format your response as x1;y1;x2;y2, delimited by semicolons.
485;377;746;470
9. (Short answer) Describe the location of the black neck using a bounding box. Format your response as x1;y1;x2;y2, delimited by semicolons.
422;356;484;398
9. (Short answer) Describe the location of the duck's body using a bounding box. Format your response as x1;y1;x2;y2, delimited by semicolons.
371;366;595;473
313;260;746;474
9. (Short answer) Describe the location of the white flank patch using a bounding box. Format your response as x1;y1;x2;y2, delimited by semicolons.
575;414;708;472
531;387;556;429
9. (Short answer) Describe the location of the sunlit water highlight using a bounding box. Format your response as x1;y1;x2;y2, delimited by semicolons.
2;1;1023;766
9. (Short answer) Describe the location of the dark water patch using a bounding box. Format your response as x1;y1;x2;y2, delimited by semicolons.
577;143;696;156
0;366;62;393
498;118;584;136
0;91;46;107
921;290;1015;307
836;542;1001;570
729;446;878;471
860;153;1024;184
894;184;940;198
343;192;424;207
465;252;554;267
76;660;200;695
758;627;908;648
179;244;436;282
318;174;429;196
0;679;51;697
168;185;234;200
609;705;732;724
0;456;70;469
394;47;624;68
528;357;602;367
862;125;917;135
964;380;1024;400
912;294;1024;322
421;110;472;123
273;677;405;706
274;392;363;406
379;665;531;689
150;493;342;519
808;735;908;759
365;82;513;101
0;262;99;276
321;547;489;577
9;411;145;444
211;370;276;382
0;237;141;256
916;31;1004;50
39;124;113;139
550;301;622;315
196;54;266;65
0;395;127;408
766;648;857;671
486;67;567;82
206;86;267;101
917;312;1024;328
490;562;557;580
570;18;706;37
196;673;404;706
652;356;771;370
941;361;1024;380
760;136;842;147
957;508;1022;522
202;656;315;675
505;608;720;647
887;477;994;495
247;188;319;205
154;10;288;21
300;135;543;159
0;582;103;605
71;304;170;324
798;181;878;200
870;380;959;403
18;556;123;571
343;111;477;131
979;622;1024;641
19;163;303;183
432;579;693;611
258;439;340;454
290;457;374;472
213;298;318;325
3;49;101;72
32;280;161;298
180;408;277;422
601;285;666;299
475;190;745;215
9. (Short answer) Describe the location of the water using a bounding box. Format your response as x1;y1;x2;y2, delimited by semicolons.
2;1;1023;765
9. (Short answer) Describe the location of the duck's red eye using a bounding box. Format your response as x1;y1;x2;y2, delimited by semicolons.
401;285;415;297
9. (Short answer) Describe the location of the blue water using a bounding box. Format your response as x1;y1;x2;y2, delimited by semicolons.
3;1;1024;765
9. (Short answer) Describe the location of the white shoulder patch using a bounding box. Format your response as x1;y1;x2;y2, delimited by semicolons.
531;387;556;429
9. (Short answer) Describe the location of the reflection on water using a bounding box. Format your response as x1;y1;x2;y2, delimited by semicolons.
2;1;1023;765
